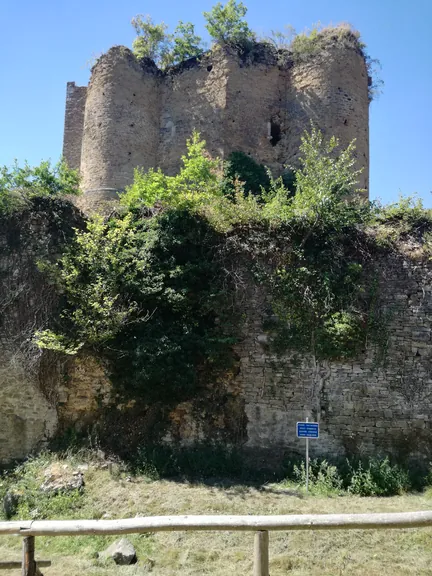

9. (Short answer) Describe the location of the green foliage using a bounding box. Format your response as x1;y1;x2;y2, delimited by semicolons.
258;126;376;361
131;15;171;65
121;131;221;210
292;459;343;495
377;194;432;225
36;206;236;403
171;21;204;65
282;456;412;497
35;214;145;353
371;195;432;246
222;151;270;198
131;14;203;68
0;159;80;215
348;458;410;496
0;454;85;521
203;0;255;47
290;124;366;225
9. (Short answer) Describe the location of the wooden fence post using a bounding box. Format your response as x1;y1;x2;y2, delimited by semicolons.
253;530;269;576
22;536;36;576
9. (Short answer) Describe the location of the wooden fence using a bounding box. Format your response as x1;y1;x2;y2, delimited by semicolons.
2;510;432;576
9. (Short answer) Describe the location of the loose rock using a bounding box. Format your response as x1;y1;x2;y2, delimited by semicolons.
3;491;20;519
100;538;137;565
40;463;85;494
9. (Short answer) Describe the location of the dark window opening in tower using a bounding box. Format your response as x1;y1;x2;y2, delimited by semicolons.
270;120;281;146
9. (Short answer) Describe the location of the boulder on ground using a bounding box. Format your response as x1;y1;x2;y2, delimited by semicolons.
3;491;21;519
100;538;137;565
40;463;85;494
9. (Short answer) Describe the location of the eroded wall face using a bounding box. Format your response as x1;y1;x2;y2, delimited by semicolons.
159;52;229;175
234;255;432;461
223;53;282;172
80;47;162;206
0;351;58;461
63;82;87;172
283;47;369;193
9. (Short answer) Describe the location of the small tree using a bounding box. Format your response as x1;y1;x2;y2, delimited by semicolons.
171;21;204;65
203;0;255;46
131;15;170;64
131;15;203;68
120;131;221;209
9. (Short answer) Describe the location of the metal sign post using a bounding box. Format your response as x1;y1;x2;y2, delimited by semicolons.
296;418;319;493
306;418;309;492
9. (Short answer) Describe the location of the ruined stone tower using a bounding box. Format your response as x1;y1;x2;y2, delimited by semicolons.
63;36;370;211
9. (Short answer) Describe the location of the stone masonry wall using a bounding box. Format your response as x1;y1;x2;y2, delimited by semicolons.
62;82;87;172
159;51;229;175
0;200;112;463
79;47;162;211
234;251;432;463
1;200;432;463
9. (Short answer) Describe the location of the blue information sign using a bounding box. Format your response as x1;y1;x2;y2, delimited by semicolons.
296;421;319;438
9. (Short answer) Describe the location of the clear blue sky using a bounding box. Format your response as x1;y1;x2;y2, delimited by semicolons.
0;0;431;206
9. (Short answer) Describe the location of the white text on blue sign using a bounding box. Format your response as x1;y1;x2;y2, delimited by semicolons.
296;422;319;438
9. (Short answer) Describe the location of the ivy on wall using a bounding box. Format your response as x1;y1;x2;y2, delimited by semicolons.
28;127;432;404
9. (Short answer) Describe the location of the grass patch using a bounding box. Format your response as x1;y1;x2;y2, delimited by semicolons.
0;454;432;574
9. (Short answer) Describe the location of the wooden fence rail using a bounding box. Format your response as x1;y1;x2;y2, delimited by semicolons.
2;510;432;576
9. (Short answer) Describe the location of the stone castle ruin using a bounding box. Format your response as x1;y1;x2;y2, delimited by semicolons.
5;33;432;468
63;36;370;212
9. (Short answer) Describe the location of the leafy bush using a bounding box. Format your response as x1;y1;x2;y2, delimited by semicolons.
348;458;410;496
371;195;432;246
221;151;270;198
282;456;411;497
291;459;343;495
376;195;432;226
121;131;221;210
0;159;80;215
35;206;237;403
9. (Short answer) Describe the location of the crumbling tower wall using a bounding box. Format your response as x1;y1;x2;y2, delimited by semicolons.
63;82;87;172
78;47;162;212
64;37;370;210
281;41;369;192
159;51;230;175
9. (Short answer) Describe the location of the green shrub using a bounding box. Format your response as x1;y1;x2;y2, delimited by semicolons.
35;206;238;403
222;151;270;198
120;131;221;210
131;15;203;68
291;459;343;495
0;159;80;215
348;458;410;496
